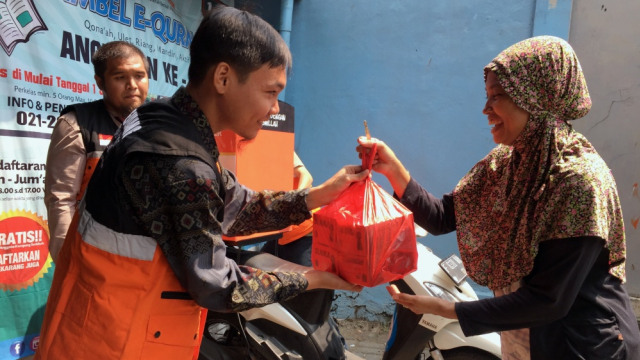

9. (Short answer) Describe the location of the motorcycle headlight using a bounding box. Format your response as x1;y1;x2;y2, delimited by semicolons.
423;282;459;302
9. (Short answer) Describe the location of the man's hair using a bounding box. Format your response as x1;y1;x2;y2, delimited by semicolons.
188;5;292;86
92;41;150;79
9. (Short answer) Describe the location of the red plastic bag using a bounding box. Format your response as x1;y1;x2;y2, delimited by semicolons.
312;144;417;287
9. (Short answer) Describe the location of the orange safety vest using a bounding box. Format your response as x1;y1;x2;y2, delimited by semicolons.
35;202;206;359
38;99;232;359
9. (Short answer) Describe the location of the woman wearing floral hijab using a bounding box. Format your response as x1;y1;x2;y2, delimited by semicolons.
357;36;640;359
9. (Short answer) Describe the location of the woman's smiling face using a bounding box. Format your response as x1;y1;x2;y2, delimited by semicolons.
483;71;530;145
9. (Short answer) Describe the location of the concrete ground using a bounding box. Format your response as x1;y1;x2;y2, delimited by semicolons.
338;318;390;360
338;317;640;360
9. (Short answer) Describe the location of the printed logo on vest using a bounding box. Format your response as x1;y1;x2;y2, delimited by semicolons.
99;134;113;147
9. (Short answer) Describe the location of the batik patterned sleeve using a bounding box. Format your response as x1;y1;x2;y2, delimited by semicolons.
120;153;308;312
220;168;311;236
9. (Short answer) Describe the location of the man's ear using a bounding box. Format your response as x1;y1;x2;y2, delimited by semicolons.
213;62;231;94
94;75;104;91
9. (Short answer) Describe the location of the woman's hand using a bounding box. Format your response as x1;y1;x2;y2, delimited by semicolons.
356;137;411;197
305;165;369;210
392;293;458;319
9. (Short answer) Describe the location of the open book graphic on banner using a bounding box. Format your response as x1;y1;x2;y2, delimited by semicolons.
0;0;47;56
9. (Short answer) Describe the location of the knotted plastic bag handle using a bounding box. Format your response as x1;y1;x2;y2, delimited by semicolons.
361;142;378;172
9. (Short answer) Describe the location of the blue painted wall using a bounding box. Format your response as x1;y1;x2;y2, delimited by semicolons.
286;1;536;321
245;0;574;321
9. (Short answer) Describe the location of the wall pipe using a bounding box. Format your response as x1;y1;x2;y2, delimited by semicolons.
532;0;573;40
278;0;294;100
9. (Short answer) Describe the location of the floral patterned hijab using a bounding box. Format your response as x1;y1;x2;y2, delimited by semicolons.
453;36;626;291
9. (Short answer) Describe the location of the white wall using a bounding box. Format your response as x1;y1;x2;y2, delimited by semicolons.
569;0;640;298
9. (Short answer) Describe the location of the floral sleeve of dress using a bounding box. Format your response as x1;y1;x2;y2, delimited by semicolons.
120;153;308;312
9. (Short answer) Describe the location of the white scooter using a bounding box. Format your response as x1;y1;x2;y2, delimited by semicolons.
198;228;501;360
382;226;502;359
197;239;361;360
